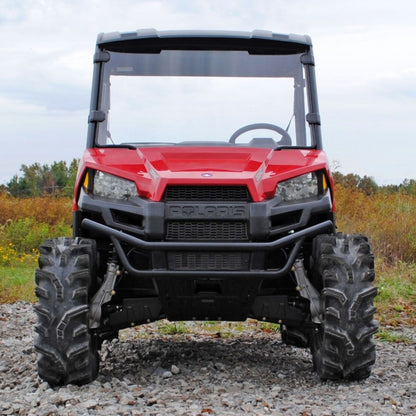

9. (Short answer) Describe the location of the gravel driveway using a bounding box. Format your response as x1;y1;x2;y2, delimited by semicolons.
1;302;415;415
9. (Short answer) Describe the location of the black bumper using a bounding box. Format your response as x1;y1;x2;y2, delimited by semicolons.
77;190;334;278
81;217;333;278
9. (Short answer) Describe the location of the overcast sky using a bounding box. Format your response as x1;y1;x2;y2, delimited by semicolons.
0;0;415;185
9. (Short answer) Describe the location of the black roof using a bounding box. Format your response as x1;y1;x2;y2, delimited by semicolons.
96;29;311;55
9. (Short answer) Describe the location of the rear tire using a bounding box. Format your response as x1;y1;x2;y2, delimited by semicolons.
34;237;99;386
310;233;378;380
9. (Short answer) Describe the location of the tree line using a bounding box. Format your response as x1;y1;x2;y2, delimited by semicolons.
1;159;415;197
332;172;416;196
3;159;79;198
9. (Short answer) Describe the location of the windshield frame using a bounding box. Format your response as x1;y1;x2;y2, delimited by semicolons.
87;32;322;150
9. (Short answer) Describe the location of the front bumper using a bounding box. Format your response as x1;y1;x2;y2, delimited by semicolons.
82;217;333;277
77;190;334;278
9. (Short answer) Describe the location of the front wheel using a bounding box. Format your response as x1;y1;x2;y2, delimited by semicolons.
34;237;99;386
310;233;378;380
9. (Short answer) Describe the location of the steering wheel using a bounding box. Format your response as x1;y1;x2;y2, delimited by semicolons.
229;123;292;145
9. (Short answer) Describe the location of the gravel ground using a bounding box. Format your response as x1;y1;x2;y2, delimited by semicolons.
1;302;415;415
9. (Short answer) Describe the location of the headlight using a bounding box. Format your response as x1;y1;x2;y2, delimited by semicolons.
87;171;138;200
276;172;326;202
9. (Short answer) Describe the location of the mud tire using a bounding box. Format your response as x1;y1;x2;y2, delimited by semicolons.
311;233;378;380
281;325;309;348
34;237;99;386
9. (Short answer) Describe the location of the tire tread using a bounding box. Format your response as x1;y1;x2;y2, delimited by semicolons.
311;233;378;380
34;237;99;386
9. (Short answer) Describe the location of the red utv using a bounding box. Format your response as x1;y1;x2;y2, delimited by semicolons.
34;30;378;386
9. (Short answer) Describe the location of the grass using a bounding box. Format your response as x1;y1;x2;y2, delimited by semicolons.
375;260;416;327
130;319;281;340
0;194;72;225
376;329;411;344
0;263;37;303
0;241;38;303
334;185;416;263
157;321;190;336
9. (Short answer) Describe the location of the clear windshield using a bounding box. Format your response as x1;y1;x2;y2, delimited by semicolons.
97;50;312;148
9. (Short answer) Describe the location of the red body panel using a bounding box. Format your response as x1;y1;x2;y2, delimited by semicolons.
74;146;334;206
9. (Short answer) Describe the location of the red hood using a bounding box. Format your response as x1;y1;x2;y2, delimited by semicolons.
78;146;330;202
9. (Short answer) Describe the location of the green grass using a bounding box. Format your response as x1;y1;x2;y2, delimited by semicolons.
375;261;416;327
376;329;411;344
0;263;37;303
157;321;190;336
136;319;281;340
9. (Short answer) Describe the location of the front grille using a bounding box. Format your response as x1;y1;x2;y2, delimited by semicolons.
166;221;248;241
163;185;251;271
168;252;250;271
164;185;251;202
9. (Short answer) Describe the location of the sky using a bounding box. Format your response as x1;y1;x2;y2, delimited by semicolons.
0;0;415;185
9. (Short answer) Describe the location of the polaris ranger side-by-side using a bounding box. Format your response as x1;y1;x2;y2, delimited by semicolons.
34;30;378;386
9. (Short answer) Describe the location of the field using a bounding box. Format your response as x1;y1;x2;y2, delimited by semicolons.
0;194;72;303
0;186;415;331
334;185;416;328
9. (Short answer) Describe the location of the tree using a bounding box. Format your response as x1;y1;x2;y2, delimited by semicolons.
400;179;416;196
6;159;79;197
333;171;378;195
357;175;378;196
333;172;361;190
64;159;80;198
